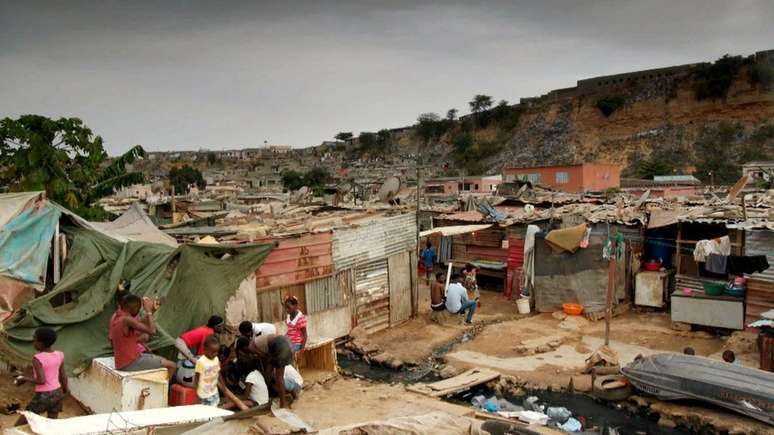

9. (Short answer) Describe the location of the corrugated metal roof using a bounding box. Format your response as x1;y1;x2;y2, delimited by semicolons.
332;213;417;271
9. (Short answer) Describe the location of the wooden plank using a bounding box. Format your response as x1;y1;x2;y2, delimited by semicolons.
297;339;337;372
406;368;500;397
388;251;412;326
472;412;529;427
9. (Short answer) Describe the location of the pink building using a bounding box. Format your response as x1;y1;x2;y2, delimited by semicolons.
502;163;621;193
424;175;502;196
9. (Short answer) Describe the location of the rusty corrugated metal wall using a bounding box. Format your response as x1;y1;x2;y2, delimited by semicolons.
332;213;417;333
305;270;352;314
254;232;333;292
332;214;417;270
354;258;390;333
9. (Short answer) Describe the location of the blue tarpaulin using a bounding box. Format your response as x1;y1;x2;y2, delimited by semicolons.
0;205;61;287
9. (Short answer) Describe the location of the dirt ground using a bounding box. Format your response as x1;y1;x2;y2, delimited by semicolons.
193;375;480;433
368;288;523;363
0;374;85;430
446;311;760;387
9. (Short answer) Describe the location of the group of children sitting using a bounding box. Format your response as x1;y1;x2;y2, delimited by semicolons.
12;294;309;425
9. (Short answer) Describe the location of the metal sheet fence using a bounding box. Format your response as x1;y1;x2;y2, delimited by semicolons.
354;258;390;333
305;270;352;314
332;214;416;271
746;230;774;283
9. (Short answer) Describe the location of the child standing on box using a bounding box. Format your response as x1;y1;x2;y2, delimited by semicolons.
14;327;67;426
195;336;222;406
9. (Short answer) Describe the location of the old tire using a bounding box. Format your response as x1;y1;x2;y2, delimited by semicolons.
593;375;632;402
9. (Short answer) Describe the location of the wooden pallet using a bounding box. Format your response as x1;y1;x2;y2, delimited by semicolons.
406;368;500;397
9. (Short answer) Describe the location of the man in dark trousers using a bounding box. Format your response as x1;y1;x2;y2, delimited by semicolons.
246;333;294;408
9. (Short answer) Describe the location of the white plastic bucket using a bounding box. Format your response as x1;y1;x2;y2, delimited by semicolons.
516;297;531;314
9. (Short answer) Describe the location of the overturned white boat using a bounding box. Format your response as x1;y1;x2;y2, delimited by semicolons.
622;353;774;425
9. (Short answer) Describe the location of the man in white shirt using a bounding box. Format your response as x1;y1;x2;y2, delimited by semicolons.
445;274;477;324
239;321;277;339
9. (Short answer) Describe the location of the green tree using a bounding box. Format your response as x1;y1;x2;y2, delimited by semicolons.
446;108;458;121
468;95;493;113
281;167;332;194
693;55;747;100
416;112;441;143
169;165;205;194
596;96;626;117
0;115;145;214
694;122;744;184
281;170;305;191
358;132;377;150
206;152;220;165
304;167;332;188
376;129;391;147
335;132;354;144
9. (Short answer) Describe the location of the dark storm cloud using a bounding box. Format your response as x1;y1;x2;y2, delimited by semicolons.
1;1;773;154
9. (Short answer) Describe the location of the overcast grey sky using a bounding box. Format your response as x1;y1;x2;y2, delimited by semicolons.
1;1;773;154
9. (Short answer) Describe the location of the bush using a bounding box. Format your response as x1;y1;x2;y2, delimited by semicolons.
281;167;332;193
693;122;744;184
449;133;501;175
169;165;205;194
751;62;774;90
692;55;749;100
596;96;626;117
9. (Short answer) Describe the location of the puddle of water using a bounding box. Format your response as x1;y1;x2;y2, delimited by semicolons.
451;385;690;435
337;352;440;384
339;350;689;434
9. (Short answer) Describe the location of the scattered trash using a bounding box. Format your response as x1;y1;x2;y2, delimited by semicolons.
484;400;499;413
546;406;572;423
560;417;583;432
471;395;486;408
517;410;549;426
523;396;545;413
497;398;522;412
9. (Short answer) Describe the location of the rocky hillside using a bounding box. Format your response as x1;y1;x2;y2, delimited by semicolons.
379;53;774;184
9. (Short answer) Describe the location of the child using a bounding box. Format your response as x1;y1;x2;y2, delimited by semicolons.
462;263;480;306
14;327;67;426
420;241;437;284
195;335;222;406
283;364;304;400
722;350;739;365
284;297;307;355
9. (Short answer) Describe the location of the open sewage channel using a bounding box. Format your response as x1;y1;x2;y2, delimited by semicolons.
337;329;691;435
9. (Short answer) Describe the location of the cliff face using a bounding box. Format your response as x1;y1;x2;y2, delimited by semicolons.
391;62;774;182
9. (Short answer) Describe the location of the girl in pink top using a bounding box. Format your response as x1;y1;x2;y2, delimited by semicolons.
284;296;307;354
14;327;67;426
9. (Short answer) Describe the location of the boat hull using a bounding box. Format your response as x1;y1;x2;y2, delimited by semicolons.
622;353;774;425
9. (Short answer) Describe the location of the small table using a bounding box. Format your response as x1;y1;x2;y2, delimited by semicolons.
671;291;744;330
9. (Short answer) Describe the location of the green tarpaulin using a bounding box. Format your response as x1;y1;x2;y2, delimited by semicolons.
2;227;273;373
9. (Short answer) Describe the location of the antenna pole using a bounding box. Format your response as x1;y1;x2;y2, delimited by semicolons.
414;146;422;317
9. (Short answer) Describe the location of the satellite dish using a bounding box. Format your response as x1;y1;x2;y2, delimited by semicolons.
378;177;401;203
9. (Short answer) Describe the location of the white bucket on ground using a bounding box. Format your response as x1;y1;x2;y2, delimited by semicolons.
516;297;531;314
